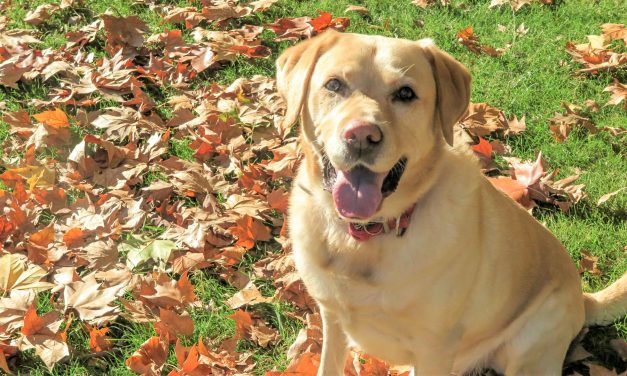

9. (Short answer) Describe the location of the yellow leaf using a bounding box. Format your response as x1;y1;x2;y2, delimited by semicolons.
0;254;54;294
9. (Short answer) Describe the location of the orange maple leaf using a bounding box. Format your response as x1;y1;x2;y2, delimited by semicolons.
29;226;55;247
21;304;61;336
32;108;69;128
229;215;272;249
89;327;113;352
471;137;493;159
125;335;169;376
63;227;86;248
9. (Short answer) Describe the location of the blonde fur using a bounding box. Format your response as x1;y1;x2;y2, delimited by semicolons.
277;31;627;375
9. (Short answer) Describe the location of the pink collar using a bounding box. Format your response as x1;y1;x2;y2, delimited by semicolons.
347;204;416;241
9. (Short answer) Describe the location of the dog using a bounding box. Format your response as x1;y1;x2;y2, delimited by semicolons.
277;30;627;375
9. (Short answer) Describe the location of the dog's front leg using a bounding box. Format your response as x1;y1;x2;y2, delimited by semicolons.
318;306;349;376
411;344;456;376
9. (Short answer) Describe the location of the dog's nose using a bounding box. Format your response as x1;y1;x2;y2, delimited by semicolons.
343;121;382;152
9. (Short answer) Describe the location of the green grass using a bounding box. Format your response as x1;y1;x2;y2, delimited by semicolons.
1;0;626;375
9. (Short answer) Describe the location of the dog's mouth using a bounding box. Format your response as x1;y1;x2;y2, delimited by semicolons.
322;155;407;220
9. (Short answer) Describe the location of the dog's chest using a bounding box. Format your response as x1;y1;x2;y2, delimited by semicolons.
297;247;432;364
325;270;424;364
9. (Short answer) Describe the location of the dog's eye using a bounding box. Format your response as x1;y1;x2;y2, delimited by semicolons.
393;86;417;102
325;78;343;92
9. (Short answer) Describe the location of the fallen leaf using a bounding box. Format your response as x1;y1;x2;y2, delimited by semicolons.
125;335;169;376
121;236;177;270
153;308;194;342
0;254;55;294
345;5;370;14
88;326;113;352
457;26;504;57
228;215;272;250
604;80;627;108
597;187;626;206
63;275;123;325
19;304;69;369
33;108;69;128
226;281;272;309
578;249;601;276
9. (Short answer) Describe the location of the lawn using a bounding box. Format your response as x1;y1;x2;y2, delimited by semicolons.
0;0;625;375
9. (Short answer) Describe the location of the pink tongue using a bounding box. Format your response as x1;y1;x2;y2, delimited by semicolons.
332;166;385;219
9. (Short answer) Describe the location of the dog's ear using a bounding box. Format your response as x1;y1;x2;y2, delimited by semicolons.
419;40;471;146
276;30;339;129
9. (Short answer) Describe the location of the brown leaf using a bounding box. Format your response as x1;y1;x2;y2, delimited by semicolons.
267;351;320;376
266;17;314;41
345;5;370;14
63;227;86;248
18;305;69;369
250;0;279;13
88;326;113;352
125;335;169;376
578;249;602;276
601;23;627;43
24;4;59;26
457;26;504;57
228;215;272;249
267;188;289;214
566;343;593;363
597;187;626;206
309;11;350;34
226;281;271;309
139;272;197;310
63;275;123;325
488;177;532;209
604;80;627;108
412;0;449;7
0;58;28;88
0;254;55;294
153;308;194;342
101;14;148;56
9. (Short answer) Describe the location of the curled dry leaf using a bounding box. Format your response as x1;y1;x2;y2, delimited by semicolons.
345;5;370;14
24;4;60;26
226;281;272;309
101;14;148;56
267;351;320;376
597;187;626;206
412;0;450;8
549;102;625;142
603;80;627;108
458;102;525;138
457;26;504;57
125;335;169;376
489;0;537;12
566;27;627;74
578;249;602;276
601;23;627;44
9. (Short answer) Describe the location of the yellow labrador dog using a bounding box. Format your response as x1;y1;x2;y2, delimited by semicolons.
277;30;627;375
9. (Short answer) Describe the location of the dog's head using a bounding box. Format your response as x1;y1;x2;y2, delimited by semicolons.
277;31;470;221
